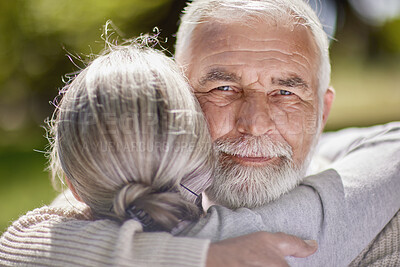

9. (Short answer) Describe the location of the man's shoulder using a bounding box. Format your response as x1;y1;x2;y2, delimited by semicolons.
311;121;400;171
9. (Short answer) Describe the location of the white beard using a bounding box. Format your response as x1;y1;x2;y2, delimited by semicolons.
206;135;309;209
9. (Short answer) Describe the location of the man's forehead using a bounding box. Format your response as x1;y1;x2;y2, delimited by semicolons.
192;19;316;56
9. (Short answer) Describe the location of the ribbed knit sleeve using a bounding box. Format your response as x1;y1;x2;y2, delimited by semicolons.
349;210;400;267
0;206;210;267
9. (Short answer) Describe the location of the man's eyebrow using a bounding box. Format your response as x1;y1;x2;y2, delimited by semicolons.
272;76;309;89
199;68;240;86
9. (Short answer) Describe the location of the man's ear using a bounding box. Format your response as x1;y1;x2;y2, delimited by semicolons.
64;176;83;203
321;87;335;130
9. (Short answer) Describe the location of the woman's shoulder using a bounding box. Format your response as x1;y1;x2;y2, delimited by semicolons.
1;205;94;247
13;205;91;227
0;205;144;266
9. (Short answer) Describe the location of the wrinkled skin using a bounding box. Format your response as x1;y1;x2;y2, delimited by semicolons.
208;232;318;267
178;19;334;171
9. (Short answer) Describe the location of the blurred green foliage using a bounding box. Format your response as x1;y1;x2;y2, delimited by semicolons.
380;18;400;54
0;0;179;144
0;0;186;233
326;9;400;130
0;0;399;233
0;148;57;233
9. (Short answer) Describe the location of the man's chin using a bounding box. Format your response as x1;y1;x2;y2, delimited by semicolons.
206;158;304;209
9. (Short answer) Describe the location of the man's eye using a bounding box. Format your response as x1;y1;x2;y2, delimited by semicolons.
279;90;293;95
214;86;233;91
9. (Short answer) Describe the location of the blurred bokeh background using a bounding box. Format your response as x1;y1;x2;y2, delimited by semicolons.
0;0;399;233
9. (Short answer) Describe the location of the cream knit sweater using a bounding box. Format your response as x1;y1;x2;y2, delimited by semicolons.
0;205;210;266
349;210;400;267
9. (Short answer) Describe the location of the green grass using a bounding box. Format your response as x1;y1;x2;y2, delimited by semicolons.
0;148;58;233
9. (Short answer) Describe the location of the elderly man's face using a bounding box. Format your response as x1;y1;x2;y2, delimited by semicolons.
178;19;333;208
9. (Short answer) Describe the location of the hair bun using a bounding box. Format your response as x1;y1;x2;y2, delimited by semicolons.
113;183;151;220
125;203;154;229
113;182;200;231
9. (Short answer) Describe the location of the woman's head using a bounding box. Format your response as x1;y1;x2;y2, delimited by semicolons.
49;41;213;231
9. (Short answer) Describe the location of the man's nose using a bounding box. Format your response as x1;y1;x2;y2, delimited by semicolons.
236;93;275;136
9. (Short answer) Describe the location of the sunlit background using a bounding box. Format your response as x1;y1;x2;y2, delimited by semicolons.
1;0;399;233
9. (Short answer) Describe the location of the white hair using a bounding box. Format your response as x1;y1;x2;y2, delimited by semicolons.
48;41;213;231
175;0;331;97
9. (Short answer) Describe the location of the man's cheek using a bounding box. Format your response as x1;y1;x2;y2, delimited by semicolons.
271;112;304;138
273;112;315;136
272;113;289;136
284;112;319;137
273;113;307;150
205;111;234;140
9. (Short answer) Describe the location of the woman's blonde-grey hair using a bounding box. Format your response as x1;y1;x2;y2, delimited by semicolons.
48;40;213;231
175;0;331;96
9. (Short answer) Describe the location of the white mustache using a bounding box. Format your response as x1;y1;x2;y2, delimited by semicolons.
214;135;293;159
